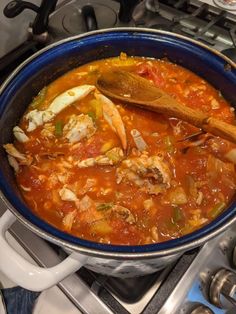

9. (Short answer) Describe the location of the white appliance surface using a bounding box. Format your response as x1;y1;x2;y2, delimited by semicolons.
0;232;81;314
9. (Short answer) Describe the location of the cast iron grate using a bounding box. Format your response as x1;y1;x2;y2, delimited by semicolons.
78;267;163;303
146;0;236;50
74;249;199;314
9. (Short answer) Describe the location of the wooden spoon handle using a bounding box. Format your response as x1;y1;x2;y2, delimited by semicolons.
204;117;236;144
96;69;236;144
150;94;236;144
151;94;207;128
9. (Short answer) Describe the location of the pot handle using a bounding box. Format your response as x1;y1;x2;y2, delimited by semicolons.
0;210;88;291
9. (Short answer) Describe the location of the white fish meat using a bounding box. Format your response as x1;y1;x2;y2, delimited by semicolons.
63;114;96;143
77;147;124;168
116;154;171;195
13;126;29;143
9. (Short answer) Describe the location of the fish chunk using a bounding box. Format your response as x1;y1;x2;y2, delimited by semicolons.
116;154;171;194
63;114;96;143
13;126;29;143
26;110;55;132
59;187;77;201
80;195;94;211
168;186;188;205
78;178;97;195
111;205;136;224
98;203;136;224
4;144;26;161
3;144;32;165
26;85;95;132
7;155;19;173
77;156;113;168
79;195;104;224
105;147;124;163
59;187;80;208
62;210;77;231
95;93;127;150
41;123;55;139
77;147;124;168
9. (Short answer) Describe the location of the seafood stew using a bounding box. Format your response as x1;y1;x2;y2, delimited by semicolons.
4;54;236;245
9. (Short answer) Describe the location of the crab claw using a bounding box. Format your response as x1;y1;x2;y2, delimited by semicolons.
95;93;127;150
49;85;95;114
26;85;95;132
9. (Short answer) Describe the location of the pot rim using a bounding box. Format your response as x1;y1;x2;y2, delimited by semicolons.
0;27;236;260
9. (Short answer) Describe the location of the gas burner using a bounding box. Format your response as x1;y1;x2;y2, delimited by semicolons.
213;0;236;11
133;0;236;53
190;305;214;314
0;0;139;81
50;0;120;37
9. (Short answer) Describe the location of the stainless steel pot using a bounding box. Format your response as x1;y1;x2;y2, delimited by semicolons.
0;28;235;291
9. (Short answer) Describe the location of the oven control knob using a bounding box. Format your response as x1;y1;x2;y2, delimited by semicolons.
190;305;214;314
209;268;236;309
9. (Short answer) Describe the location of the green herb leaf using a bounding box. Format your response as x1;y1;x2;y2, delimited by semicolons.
55;121;63;137
209;202;226;219
172;206;183;223
31;86;47;109
89;99;103;118
87;111;96;121
163;136;175;153
97;202;114;211
105;149;122;163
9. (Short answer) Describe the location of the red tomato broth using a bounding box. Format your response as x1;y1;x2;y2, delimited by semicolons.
7;54;236;245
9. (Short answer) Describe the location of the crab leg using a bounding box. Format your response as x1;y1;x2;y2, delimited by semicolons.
3;143;32;166
95;93;127;150
4;144;27;161
13;126;30;143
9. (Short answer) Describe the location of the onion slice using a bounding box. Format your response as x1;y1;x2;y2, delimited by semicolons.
131;129;148;151
225;148;236;164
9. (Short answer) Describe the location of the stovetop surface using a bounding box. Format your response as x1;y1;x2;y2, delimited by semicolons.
4;205;236;314
0;1;236;314
1;0;236;81
49;0;236;52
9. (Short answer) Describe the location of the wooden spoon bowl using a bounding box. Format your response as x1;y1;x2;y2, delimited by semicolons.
96;69;236;144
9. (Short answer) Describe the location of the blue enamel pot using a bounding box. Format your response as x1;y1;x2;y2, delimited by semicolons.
0;29;235;290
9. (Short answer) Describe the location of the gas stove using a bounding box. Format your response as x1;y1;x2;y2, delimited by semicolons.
1;0;236;80
0;1;236;314
0;202;236;314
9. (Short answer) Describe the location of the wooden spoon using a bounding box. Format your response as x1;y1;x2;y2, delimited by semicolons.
96;69;236;144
